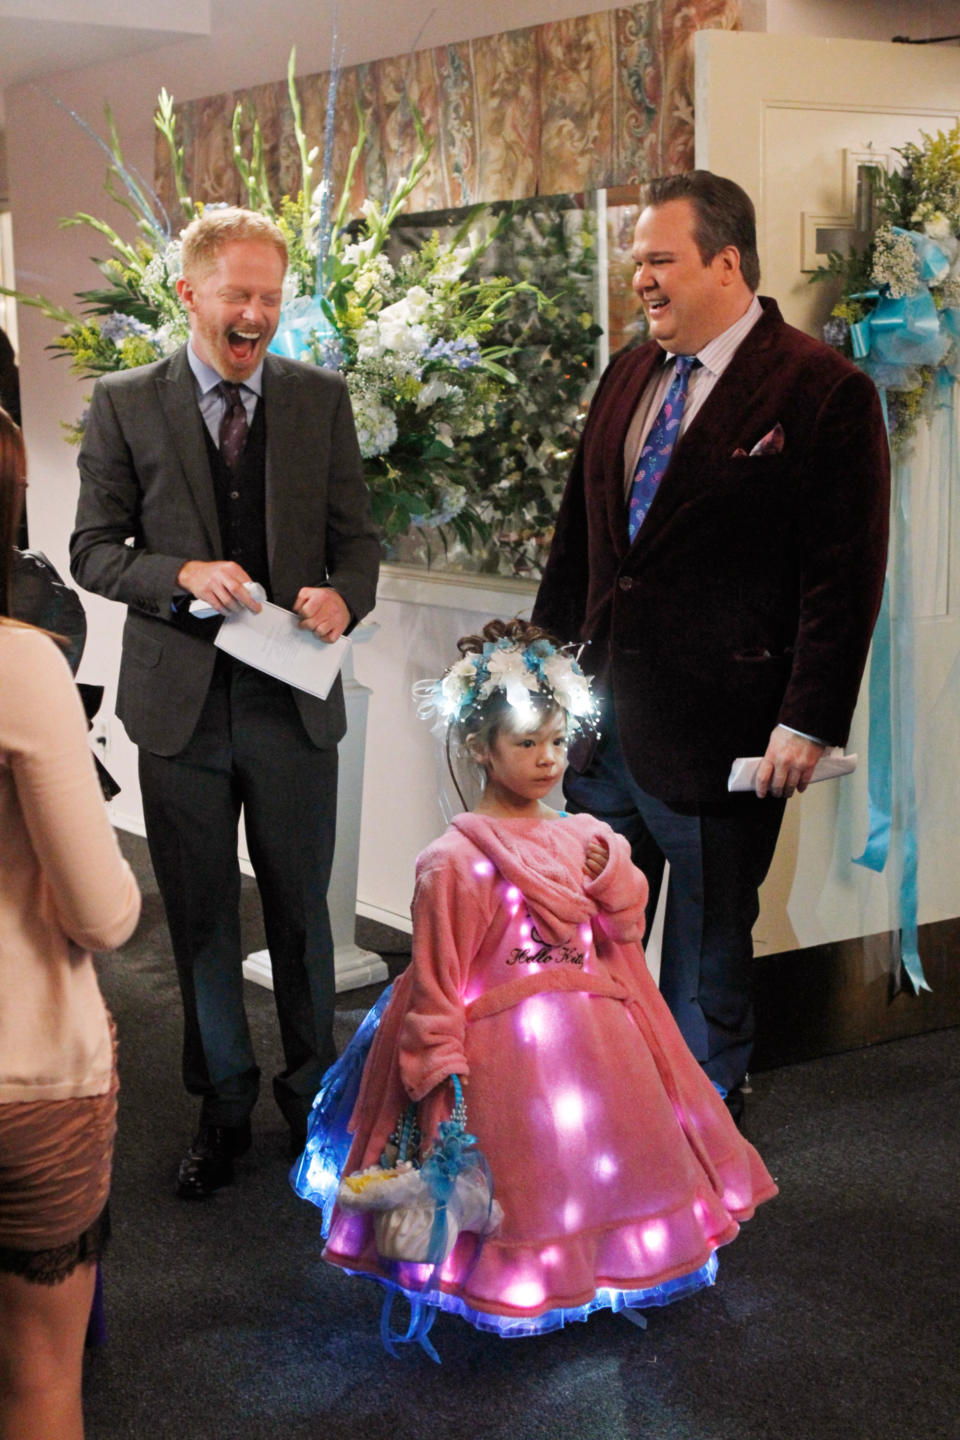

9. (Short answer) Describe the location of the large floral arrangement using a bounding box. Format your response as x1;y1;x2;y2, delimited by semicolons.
813;121;960;449
390;200;601;575
3;58;601;567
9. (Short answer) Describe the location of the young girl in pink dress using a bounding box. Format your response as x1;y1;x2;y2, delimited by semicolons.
293;619;776;1354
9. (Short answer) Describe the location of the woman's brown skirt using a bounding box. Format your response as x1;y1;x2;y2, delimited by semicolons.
0;1030;117;1284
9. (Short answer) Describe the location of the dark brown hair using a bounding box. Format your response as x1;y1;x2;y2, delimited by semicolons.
641;171;760;291
0;406;26;619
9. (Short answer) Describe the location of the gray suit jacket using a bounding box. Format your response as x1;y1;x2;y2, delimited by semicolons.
70;346;380;755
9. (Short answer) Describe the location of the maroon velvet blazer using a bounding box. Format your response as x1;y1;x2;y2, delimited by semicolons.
533;298;890;804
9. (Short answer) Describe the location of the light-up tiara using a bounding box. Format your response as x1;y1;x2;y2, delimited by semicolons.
414;635;598;735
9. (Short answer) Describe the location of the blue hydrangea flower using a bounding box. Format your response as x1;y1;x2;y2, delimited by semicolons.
100;312;155;344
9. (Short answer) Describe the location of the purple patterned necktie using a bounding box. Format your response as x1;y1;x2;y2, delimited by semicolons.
627;353;698;541
218;382;249;470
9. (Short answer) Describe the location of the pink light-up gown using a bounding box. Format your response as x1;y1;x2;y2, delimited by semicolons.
323;812;777;1328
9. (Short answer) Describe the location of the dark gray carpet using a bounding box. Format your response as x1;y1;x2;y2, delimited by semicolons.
83;833;959;1440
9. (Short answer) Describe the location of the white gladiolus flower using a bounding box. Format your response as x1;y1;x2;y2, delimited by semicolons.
341;238;378;267
430;245;473;284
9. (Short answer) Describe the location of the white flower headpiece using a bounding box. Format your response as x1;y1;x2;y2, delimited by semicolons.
414;635;597;736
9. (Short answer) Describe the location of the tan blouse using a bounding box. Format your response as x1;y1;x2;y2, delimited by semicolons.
0;624;140;1102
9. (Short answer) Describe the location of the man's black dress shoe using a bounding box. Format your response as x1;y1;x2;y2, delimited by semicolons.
176;1120;252;1200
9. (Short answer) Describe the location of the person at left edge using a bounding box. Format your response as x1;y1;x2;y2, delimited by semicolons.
70;207;380;1199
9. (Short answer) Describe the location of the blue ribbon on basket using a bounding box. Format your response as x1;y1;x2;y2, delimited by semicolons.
380;1075;496;1364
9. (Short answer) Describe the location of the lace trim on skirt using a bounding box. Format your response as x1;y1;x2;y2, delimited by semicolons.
0;1202;111;1285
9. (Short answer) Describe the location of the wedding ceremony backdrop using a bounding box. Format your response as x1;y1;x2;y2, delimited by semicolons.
4;5;959;1061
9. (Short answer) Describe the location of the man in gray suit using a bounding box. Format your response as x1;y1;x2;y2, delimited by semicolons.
71;208;380;1197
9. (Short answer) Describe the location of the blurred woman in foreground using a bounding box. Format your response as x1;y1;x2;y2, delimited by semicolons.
0;407;140;1439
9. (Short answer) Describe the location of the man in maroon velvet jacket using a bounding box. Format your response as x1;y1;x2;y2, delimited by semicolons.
532;172;889;1120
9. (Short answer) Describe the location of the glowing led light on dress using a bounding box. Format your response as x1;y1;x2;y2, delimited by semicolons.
505;886;521;904
503;1279;546;1309
519;920;531;940
473;859;494;878
623;1229;646;1263
540;1246;560;1267
594;1153;618;1181
552;1088;587;1131
723;1188;745;1212
517;997;549;1043
643;1220;668;1256
563;1199;583;1229
579;923;592;947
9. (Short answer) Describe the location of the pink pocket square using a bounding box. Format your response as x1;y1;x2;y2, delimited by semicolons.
732;423;785;458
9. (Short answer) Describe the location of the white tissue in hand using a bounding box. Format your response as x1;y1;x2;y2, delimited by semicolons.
188;579;265;619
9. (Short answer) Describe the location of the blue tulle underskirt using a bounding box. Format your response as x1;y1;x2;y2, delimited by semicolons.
291;983;395;1231
344;1253;719;1338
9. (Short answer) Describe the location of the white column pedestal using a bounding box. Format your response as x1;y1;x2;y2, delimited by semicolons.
242;625;388;995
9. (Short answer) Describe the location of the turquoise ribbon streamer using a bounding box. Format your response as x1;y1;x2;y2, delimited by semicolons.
845;230;960;992
852;386;933;992
887;446;926;993
853;575;892;872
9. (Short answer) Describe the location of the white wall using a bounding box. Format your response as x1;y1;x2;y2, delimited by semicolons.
4;0;959;933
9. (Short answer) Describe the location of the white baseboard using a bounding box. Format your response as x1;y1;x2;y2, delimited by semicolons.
244;945;389;994
356;900;413;936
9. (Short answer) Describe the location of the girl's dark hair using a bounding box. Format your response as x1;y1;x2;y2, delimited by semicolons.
442;618;575;813
0;406;26;619
453;617;563;750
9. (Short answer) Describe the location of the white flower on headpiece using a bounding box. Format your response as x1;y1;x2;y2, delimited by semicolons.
440;656;479;716
541;654;593;717
481;646;540;712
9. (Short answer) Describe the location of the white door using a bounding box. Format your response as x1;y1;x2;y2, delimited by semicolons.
695;30;960;957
